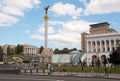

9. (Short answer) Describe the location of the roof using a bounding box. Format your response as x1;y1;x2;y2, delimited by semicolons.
90;22;110;28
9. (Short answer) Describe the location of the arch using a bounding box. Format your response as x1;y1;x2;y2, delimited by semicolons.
91;55;97;66
101;55;107;66
101;55;106;61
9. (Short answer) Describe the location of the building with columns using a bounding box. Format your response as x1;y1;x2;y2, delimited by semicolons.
23;44;38;55
81;22;120;66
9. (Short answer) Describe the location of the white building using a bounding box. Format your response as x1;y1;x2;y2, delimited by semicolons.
23;44;38;55
86;33;120;66
81;22;120;66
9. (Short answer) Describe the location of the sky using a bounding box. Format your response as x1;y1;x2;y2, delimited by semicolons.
0;0;120;50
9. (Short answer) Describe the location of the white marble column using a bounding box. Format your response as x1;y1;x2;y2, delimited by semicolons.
87;41;89;53
100;40;102;52
114;39;116;50
91;41;93;52
27;48;29;54
95;41;98;52
30;48;31;54
104;40;107;52
109;40;112;51
89;41;91;52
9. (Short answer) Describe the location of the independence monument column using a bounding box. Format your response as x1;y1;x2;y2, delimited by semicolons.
44;6;49;48
41;6;52;64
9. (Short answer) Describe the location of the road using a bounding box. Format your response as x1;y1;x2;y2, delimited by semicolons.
0;74;119;81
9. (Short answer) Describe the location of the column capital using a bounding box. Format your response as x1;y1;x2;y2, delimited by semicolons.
44;15;49;20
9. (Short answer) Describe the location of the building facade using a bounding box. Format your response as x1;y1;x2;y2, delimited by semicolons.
23;44;38;55
81;22;120;66
2;45;15;54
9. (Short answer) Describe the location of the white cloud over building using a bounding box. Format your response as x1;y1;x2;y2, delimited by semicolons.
84;0;120;15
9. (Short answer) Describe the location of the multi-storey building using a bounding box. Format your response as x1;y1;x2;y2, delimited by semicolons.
2;44;15;54
81;22;120;66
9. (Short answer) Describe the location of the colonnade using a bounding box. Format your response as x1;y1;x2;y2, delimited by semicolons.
87;39;117;53
24;47;37;54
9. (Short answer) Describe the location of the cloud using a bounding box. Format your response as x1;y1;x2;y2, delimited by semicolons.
0;0;41;27
31;20;92;48
0;13;19;26
84;0;120;15
51;2;83;19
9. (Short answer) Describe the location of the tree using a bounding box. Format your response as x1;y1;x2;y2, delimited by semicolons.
109;50;120;66
54;48;60;54
7;46;11;55
10;48;14;55
62;48;70;54
15;44;24;54
70;48;77;52
102;55;107;67
0;46;3;54
0;46;3;61
39;46;44;54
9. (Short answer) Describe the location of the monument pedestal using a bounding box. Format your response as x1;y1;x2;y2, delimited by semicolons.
40;48;53;64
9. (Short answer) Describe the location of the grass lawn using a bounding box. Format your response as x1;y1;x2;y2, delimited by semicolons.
53;66;120;73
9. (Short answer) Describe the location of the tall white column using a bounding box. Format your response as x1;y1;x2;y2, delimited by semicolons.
88;41;91;52
100;40;102;52
109;40;112;51
91;41;93;52
45;19;48;48
114;39;116;50
87;41;89;53
95;41;98;52
44;6;49;48
104;40;107;52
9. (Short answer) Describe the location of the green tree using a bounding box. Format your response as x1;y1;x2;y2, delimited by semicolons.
39;46;44;54
10;48;14;55
0;46;3;54
70;48;77;52
0;46;3;61
7;46;11;55
109;50;120;66
15;44;24;54
102;55;107;66
54;48;60;54
62;48;70;54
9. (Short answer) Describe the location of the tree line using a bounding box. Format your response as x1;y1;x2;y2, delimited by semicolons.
0;44;24;55
39;46;80;54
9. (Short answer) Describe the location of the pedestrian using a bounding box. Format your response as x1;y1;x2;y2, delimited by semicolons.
105;68;109;76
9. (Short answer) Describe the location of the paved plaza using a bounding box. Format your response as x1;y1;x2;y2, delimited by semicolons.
0;74;119;81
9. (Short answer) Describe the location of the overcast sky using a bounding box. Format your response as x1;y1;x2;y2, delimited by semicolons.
0;0;120;50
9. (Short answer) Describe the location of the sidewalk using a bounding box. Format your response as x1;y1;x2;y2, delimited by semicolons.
50;72;120;79
21;70;120;79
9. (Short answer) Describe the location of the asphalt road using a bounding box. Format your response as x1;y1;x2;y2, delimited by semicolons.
0;74;119;81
